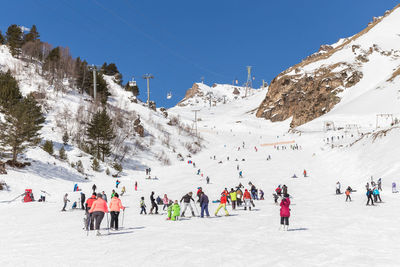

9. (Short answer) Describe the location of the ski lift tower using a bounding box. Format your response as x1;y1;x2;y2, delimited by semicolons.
142;74;154;107
191;109;201;137
245;66;252;97
88;65;101;100
206;91;213;108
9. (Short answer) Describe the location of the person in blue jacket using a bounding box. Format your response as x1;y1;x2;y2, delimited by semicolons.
373;187;382;202
199;191;210;218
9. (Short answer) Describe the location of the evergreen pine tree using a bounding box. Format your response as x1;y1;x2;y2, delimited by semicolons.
23;25;40;43
6;24;23;57
62;131;69;145
92;158;100;171
0;30;5;45
59;146;67;160
43;140;54;155
0;94;45;164
86;108;115;161
0;70;22;111
125;82;139;96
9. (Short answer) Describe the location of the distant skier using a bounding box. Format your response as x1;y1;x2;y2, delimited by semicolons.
102;191;107;202
167;200;180;221
115;180;120;188
206;176;210;184
291;174;297;178
282;185;288;196
303;169;307;177
80;192;86;210
197;169;201;175
373;187;382;203
280;194;291;231
215;192;229;216
135;181;138;191
336;182;341;194
243;189;252;211
275;185;282;197
162;194;169;210
180;192;195;217
366;188;374;206
121;186;126;196
109;193;125;230
61;193;70;211
199;192;210;218
230;188;237;210
92;184;97;193
239;170;243;178
237;164;239;170
345;187;351;202
393;182;398;193
259;189;264;200
149;191;158;214
378;178;382;191
89;193;109;236
140;197;147;214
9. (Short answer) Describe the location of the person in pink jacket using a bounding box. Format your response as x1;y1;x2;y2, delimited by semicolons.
109;193;125;230
280;194;291;231
89;193;109;236
162;194;169;211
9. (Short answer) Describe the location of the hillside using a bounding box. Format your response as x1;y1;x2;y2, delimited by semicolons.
256;4;400;128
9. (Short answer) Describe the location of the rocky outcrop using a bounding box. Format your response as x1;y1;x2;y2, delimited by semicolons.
133;117;145;137
178;83;203;106
256;64;363;128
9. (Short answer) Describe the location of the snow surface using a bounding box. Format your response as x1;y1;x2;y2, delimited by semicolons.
2;7;400;267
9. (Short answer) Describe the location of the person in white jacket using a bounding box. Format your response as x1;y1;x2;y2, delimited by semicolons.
336;182;341;194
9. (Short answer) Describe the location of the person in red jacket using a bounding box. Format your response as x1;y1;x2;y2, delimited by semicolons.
243;189;252;211
280;194;291;231
85;193;97;230
303;169;307;177
215;192;229;216
89;193;109;236
109;193;125;230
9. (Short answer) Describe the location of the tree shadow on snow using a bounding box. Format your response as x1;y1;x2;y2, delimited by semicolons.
13;159;85;182
287;228;308;231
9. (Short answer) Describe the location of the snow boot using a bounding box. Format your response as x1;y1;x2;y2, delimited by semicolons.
284;225;289;231
249;207;252;211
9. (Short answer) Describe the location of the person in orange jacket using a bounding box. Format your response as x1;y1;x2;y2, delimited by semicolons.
215;191;229;216
109;193;125;230
89;193;109;236
85;193;97;230
243;189;252;211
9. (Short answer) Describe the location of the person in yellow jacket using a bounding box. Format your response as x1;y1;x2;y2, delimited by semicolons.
215;192;229;216
230;188;237;210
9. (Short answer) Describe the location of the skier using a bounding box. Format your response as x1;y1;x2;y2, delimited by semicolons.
115;180;120;189
275;185;282;197
102;191;107;202
196;187;203;202
92;184;97;193
250;183;258;200
345;187;351;202
80;192;86;210
243;189;252;211
149;191;159;214
135;181;138;191
259;189;264;200
236;187;243;206
85;193;97;230
392;182;398;193
366;188;374;206
237;164;239;171
206;176;210;184
373;187;382;203
89;193;109;236
140;197;147;214
303;170;307;177
111;189;116;198
215;192;229;216
336;182;341;194
239;170;243;178
148;168;151;175
167;200;180;221
180;192;195;217
109;193;125;230
280;194;291;231
61;193;69;211
282;185;288;196
121;186;126;196
146;168;149;175
162;194;169;210
199;191;210;217
197;169;201;175
378;178;382;191
230;188;237;210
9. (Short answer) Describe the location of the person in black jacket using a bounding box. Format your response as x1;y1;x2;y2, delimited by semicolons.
180;192;195;217
80;192;86;210
150;191;159;214
199;192;210;217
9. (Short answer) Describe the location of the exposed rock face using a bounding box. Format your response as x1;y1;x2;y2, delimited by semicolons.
178;83;203;106
133;117;145;137
256;64;363;128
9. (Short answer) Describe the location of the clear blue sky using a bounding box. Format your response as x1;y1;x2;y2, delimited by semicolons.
0;0;398;108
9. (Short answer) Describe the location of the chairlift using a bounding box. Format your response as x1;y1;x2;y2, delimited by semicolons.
167;92;172;99
128;76;137;87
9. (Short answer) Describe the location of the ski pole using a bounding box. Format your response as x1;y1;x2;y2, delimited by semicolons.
86;213;91;236
122;209;125;228
106;213;110;234
192;200;199;216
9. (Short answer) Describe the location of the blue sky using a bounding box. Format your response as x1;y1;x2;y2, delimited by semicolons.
0;0;398;108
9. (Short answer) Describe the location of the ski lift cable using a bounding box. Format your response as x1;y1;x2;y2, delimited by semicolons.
91;0;229;79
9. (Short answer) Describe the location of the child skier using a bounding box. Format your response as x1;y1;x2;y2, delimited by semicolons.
215;192;229;216
140;197;147;214
336;182;341;194
366;188;374;206
280;194;291;231
162;194;169;210
345;187;351;202
121;186;126;196
167;200;180;221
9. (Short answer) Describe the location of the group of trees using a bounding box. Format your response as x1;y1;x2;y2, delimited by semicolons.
0;71;44;164
0;24;39;57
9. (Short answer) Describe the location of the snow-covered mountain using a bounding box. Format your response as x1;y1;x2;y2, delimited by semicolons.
256;4;400;128
176;82;260;108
